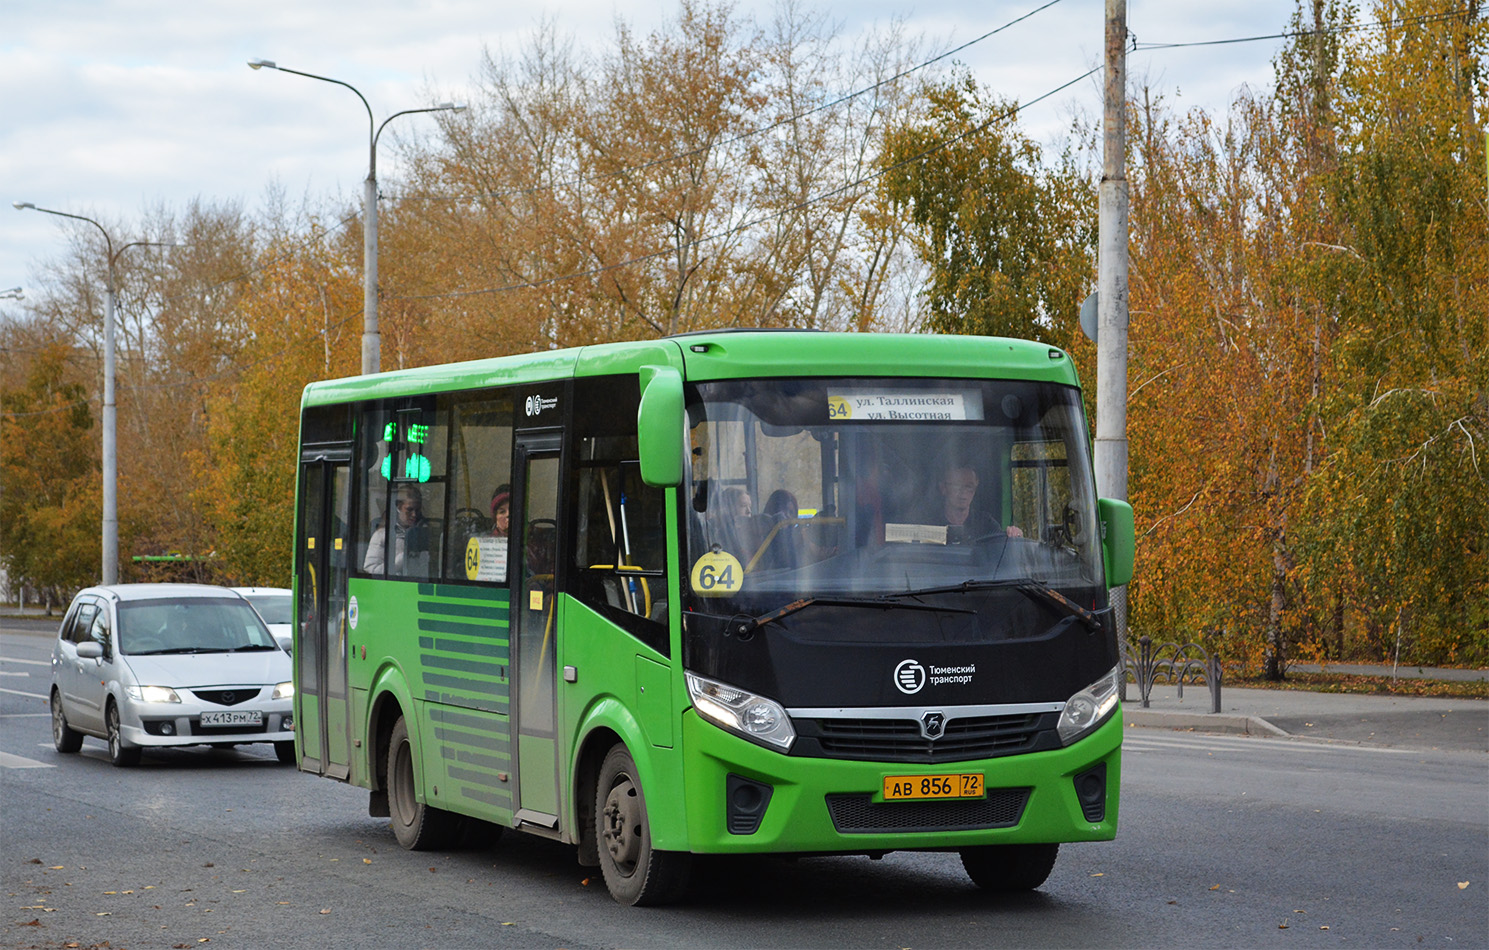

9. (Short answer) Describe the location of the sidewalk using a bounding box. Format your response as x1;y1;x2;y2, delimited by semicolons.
1126;683;1489;753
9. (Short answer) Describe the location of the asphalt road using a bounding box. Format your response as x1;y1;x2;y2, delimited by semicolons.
3;620;1486;949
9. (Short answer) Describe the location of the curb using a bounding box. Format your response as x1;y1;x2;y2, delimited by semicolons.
1124;708;1291;738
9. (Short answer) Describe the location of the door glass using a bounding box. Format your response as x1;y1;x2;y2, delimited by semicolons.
517;455;559;736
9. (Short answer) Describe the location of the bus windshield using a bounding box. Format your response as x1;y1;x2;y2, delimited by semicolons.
682;377;1103;609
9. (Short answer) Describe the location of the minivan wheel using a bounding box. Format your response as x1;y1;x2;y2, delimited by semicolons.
106;701;141;767
51;690;83;754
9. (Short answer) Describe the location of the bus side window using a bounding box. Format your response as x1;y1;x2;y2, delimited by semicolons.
442;395;514;583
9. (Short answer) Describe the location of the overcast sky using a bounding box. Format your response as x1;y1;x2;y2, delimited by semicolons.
1;0;1300;296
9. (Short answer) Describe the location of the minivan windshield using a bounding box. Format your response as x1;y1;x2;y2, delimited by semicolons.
682;377;1102;615
239;592;292;626
118;598;279;655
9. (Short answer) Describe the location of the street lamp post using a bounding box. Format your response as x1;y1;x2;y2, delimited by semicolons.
12;202;172;586
248;59;464;376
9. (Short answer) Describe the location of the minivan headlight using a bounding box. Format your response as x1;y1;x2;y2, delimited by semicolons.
1056;664;1121;745
126;685;181;704
685;672;795;751
271;681;294;700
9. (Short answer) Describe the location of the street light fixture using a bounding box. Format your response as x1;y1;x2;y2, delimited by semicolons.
0;287;22;300
12;201;174;585
248;59;466;375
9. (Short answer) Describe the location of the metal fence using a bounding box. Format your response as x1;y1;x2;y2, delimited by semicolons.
1121;635;1222;713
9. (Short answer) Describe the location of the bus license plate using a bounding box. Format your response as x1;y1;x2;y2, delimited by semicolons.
200;710;262;727
883;773;984;801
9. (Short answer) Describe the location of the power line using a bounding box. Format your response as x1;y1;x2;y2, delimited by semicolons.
1134;3;1484;51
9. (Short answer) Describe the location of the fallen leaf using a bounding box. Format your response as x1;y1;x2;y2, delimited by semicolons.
363;858;372;865
22;919;39;927
320;908;332;915
1091;872;1104;877
1320;925;1329;930
95;912;111;916
49;866;64;870
1278;922;1288;930
1457;882;1469;890
1209;884;1220;891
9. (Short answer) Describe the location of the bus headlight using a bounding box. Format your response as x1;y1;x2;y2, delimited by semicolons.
1056;664;1121;746
685;672;795;752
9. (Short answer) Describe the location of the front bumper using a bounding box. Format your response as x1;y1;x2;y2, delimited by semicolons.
118;694;294;748
679;706;1121;854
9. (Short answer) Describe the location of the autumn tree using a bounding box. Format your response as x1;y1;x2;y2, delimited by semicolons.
878;71;1096;345
0;340;100;602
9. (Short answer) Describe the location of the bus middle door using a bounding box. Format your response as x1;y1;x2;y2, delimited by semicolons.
511;430;563;831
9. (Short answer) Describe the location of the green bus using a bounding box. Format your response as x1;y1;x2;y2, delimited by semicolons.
291;330;1134;905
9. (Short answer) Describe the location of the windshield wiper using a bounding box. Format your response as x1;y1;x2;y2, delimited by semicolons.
136;647;210;655
900;578;1105;632
225;644;278;652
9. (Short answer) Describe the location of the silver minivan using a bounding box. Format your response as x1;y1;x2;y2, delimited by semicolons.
49;584;295;766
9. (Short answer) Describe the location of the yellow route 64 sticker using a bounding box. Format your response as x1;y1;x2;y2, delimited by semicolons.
690;549;743;597
827;395;852;420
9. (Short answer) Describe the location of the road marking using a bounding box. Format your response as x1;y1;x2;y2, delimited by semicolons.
0;686;47;700
0;656;50;666
0;751;54;769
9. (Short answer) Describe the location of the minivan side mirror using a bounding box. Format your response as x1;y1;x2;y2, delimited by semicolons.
1097;497;1134;588
637;365;685;487
76;641;104;660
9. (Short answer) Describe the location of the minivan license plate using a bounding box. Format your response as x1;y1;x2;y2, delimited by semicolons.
883;773;984;800
200;710;262;727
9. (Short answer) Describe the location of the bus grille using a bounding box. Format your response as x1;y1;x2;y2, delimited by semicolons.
801;713;1054;763
825;788;1030;834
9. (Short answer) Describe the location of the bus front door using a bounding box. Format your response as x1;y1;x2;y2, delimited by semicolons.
512;432;562;830
295;456;353;780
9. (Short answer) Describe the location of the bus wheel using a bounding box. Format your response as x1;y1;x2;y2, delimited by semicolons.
595;744;691;905
960;843;1059;891
387;716;457;850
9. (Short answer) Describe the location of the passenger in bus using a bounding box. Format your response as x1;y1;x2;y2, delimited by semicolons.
489;485;512;537
363;484;431;575
759;489;803;569
933;463;1023;542
709;486;761;560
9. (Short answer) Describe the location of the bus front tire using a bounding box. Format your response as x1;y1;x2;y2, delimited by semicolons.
387;716;458;850
960;842;1059;891
595;743;691;906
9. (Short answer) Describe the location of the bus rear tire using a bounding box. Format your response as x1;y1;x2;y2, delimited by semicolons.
960;843;1059;891
388;716;458;850
595;743;691;905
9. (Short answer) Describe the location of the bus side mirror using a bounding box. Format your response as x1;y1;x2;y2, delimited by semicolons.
637;365;685;487
1097;497;1134;588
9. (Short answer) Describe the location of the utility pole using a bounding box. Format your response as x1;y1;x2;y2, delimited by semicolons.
1096;0;1130;631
